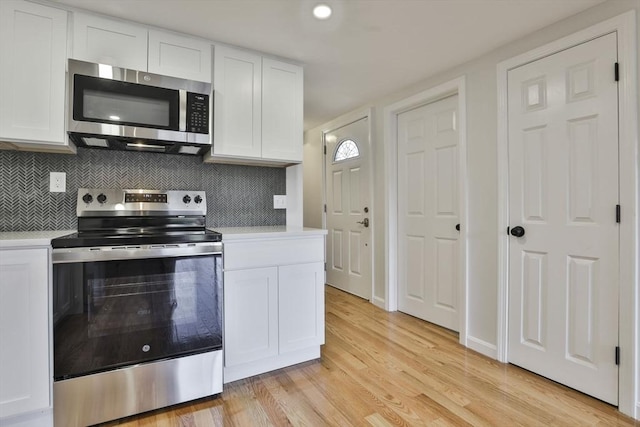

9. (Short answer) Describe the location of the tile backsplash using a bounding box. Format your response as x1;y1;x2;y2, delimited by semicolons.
0;148;286;232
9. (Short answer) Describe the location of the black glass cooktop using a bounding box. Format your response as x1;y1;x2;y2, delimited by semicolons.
52;229;222;249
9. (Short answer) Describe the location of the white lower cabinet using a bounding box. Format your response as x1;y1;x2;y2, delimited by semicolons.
0;248;52;426
278;263;325;353
225;267;279;366
223;235;325;382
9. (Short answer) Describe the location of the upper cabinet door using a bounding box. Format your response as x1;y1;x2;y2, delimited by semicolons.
261;58;303;162
148;30;211;83
213;46;262;158
0;0;68;145
72;13;147;70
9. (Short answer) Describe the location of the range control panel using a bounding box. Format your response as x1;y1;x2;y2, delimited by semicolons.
77;188;206;217
124;193;168;203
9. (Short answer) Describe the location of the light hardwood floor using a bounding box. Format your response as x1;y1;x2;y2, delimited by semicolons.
103;285;638;426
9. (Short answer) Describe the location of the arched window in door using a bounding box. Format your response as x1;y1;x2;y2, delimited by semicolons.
333;139;360;162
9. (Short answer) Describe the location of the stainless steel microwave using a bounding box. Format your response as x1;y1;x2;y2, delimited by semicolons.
67;59;211;155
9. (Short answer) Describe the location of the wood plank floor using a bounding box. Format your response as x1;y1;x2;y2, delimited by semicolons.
102;286;638;426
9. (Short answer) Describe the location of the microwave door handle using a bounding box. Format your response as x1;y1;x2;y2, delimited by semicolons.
179;90;187;132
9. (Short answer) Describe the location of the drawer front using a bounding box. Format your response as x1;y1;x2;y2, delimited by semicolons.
224;236;324;270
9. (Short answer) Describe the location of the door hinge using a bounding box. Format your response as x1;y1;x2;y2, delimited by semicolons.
614;62;619;82
324;204;327;213
615;346;620;365
324;262;327;271
324;145;327;155
616;204;621;223
507;226;510;234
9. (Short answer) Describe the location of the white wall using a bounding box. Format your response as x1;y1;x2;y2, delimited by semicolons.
286;164;304;227
303;129;323;229
303;0;639;417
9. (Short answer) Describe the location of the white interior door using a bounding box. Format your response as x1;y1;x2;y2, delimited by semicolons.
507;33;619;404
325;117;372;300
397;95;460;331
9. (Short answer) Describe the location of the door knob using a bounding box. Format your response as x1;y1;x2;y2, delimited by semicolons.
455;223;460;231
357;218;369;227
510;226;525;237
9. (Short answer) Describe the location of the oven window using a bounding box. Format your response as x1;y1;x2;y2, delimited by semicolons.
53;254;222;381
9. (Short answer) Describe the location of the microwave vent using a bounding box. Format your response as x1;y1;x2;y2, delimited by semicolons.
126;142;165;152
68;132;210;156
178;146;202;155
83;137;109;148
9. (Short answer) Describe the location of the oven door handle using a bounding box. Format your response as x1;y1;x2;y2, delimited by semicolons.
52;242;222;264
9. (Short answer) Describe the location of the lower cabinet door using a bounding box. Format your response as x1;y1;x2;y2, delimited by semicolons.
0;248;50;419
224;267;278;367
278;262;325;354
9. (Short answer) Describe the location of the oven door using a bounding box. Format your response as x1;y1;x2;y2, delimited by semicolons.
52;244;222;381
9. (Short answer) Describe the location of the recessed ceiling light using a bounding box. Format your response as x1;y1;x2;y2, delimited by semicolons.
313;4;332;20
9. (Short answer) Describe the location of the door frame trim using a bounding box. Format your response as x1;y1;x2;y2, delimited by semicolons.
496;11;638;418
322;108;375;302
383;76;468;346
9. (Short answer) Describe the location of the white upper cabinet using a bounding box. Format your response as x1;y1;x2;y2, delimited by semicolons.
212;46;262;158
207;45;303;166
262;58;303;162
72;13;148;70
72;13;211;82
0;0;69;149
148;30;211;83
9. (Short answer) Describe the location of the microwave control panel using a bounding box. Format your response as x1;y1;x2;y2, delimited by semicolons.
187;92;210;134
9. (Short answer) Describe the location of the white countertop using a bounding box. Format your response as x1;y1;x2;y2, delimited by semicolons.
0;230;75;248
211;226;327;241
0;226;327;247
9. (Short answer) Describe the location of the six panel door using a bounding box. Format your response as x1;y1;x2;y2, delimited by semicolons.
507;33;619;404
397;95;460;331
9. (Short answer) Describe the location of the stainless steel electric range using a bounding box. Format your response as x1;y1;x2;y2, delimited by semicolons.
51;189;223;427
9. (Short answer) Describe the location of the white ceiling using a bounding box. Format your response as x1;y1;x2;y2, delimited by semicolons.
52;0;605;130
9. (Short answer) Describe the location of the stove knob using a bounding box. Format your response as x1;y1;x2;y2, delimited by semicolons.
183;195;191;204
194;195;203;204
82;193;93;204
97;193;107;204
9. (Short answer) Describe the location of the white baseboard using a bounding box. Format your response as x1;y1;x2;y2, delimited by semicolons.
0;408;52;427
372;296;386;310
224;346;320;383
466;336;498;359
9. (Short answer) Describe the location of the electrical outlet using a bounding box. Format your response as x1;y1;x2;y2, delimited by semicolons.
273;195;287;209
49;172;66;193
